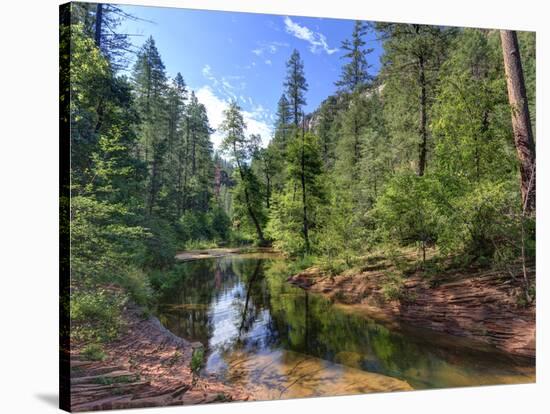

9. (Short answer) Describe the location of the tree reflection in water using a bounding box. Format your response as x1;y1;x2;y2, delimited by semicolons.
156;255;535;398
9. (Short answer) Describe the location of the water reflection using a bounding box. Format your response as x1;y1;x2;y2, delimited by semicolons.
156;256;534;398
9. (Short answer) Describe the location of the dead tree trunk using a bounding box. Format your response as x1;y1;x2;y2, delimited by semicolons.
500;30;536;216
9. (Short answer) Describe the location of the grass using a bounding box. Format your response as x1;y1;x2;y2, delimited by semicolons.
92;375;139;386
286;254;316;275
82;343;107;361
380;270;406;302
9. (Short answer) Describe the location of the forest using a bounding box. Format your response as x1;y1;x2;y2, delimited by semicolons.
61;3;535;361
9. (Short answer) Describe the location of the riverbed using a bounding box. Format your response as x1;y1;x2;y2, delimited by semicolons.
155;254;534;400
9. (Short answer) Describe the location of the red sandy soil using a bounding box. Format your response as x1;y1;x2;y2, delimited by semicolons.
69;305;249;412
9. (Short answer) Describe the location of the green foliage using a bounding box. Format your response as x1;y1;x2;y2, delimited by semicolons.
437;180;520;258
284;49;308;126
207;205;231;241
372;172;440;257
220;102;267;244
70;194;147;283
335;20;373;92
71;289;127;343
316;189;366;271
92;375;138;386
65;7;536;353
267;133;325;256
381;272;405;302
82;343;107;361
231;166;267;243
377;23;456;174
177;205;231;244
432;29;514;184
141;217;177;269
190;347;205;374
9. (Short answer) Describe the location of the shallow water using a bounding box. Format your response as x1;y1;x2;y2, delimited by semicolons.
156;255;534;399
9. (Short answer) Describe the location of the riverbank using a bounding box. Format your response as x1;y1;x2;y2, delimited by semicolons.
288;255;535;359
175;246;274;262
69;304;249;412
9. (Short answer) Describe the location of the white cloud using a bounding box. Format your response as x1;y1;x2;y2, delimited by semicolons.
251;41;289;57
201;64;246;101
243;115;273;147
195;86;273;150
201;64;218;87
195;86;227;149
202;64;212;76
265;59;272;65
283;16;338;55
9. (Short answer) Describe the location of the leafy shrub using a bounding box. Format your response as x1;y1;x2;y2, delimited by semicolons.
437;180;523;260
372;172;440;260
179;210;211;241
208;205;231;241
70;195;146;284
82;343;107;361
71;289;127;343
142;217;177;269
380;271;405;302
190;347;205;374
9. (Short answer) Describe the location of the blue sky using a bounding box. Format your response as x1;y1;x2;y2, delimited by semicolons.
118;4;383;147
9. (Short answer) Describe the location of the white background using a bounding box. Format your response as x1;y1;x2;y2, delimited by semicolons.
0;0;547;412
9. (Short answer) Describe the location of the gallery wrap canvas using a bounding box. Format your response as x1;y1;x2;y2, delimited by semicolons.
59;1;536;412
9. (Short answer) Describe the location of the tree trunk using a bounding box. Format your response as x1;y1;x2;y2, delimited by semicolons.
94;4;103;49
148;154;160;215
234;144;265;245
181;117;190;210
265;171;271;209
301;120;310;253
500;30;536;215
418;54;428;177
191;132;197;175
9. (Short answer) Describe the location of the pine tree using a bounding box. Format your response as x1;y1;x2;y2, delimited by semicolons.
267;131;325;255
164;73;188;218
315;95;341;169
132;36;169;215
273;93;292;153
284;50;308;128
335;20;373;93
376;23;455;176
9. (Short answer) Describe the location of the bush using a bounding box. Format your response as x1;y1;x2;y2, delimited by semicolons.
114;266;152;307
70;195;146;284
179;210;211;241
190;347;205;374
208;206;231;241
380;271;405;302
372;172;440;261
71;289;127;343
437;180;523;260
82;343;107;361
142;217;177;269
